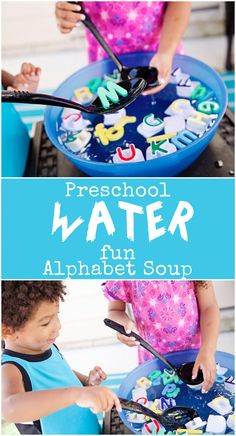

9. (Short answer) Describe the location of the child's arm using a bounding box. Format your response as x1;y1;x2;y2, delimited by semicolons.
108;301;140;347
192;281;220;393
143;2;191;96
2;363;121;423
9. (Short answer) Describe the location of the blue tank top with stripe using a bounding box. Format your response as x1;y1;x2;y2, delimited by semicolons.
2;345;101;434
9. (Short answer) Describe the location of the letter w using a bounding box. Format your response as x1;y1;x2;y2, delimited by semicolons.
52;202;84;242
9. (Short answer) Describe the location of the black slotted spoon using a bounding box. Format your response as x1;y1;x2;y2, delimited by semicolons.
119;398;198;431
1;77;146;114
104;318;204;386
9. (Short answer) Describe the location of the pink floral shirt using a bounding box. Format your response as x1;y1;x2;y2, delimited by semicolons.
103;281;201;364
83;2;184;62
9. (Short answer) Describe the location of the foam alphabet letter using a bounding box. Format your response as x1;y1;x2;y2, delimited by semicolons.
190;84;207;100
197;100;220;115
171;129;198;149
97;81;128;109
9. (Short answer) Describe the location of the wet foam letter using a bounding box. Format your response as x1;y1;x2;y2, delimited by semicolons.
97;81;128;109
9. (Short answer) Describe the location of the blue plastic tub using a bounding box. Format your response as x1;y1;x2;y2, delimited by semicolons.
118;349;234;434
44;53;227;177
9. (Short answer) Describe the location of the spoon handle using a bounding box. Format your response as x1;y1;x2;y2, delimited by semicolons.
104;318;178;372
70;1;124;72
1;90;89;113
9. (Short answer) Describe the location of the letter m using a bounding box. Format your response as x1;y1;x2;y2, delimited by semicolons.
98;81;128;109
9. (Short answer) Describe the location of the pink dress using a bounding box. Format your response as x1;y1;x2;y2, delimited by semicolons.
103;281;201;364
83;2;184;62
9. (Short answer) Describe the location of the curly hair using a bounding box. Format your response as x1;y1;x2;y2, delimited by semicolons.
2;281;67;330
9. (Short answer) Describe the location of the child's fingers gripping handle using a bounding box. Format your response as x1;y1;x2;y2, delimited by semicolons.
104;318;141;341
68;1;87;19
117;333;139;347
113;394;122;413
75;1;85;15
93;388;121;413
124;319;137;335
57;1;80;12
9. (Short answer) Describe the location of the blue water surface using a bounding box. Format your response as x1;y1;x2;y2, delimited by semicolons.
56;77;217;164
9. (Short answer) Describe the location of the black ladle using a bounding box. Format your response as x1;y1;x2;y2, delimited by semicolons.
1;77;146;114
119;398;198;430
70;1;160;88
104;319;204;386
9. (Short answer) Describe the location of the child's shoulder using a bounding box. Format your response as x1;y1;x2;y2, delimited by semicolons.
2;360;25;391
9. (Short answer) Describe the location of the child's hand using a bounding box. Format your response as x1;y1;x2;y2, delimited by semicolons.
87;366;107;386
142;52;173;96
192;347;216;393
116;320;140;347
75;386;122;414
9;63;41;93
55;2;86;33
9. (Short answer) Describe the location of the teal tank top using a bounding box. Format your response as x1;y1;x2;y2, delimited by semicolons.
2;345;101;434
1;102;30;176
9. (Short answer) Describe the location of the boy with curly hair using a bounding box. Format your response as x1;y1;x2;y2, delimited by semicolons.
2;281;121;435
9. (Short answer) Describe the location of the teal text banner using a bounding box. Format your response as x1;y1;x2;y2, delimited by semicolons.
2;178;234;279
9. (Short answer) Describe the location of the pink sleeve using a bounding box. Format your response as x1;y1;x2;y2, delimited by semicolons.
102;281;133;303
